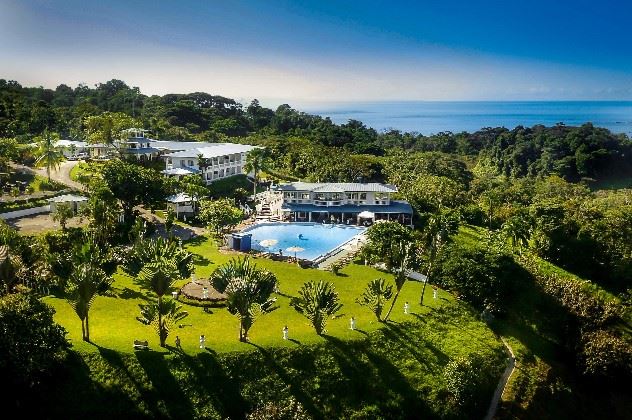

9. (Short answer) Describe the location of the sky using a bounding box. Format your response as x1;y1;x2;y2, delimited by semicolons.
1;0;631;105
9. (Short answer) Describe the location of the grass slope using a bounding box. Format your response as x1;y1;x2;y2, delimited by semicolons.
45;236;455;353
38;235;506;418
38;305;503;419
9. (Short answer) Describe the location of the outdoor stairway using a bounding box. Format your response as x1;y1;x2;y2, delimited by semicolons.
259;204;271;216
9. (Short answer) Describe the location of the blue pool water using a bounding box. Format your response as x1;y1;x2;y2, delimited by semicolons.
242;223;366;262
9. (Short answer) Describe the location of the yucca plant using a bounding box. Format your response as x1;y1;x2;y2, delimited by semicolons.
139;298;188;347
211;257;277;342
292;280;342;335
357;278;393;322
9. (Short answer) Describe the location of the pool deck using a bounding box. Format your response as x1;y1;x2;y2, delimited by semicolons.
316;234;367;270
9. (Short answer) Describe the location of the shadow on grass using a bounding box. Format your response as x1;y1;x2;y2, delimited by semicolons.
191;252;212;266
116;287;152;300
95;345;175;417
175;349;249;419
29;350;140;418
248;342;325;420
135;350;196;419
184;235;210;247
322;334;433;418
381;321;449;368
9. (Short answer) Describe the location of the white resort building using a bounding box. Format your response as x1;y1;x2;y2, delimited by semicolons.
161;143;258;184
83;128;258;184
273;182;413;225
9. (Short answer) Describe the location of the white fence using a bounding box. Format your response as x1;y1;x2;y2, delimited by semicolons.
0;205;51;220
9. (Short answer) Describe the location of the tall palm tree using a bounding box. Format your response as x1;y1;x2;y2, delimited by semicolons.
243;148;268;197
292;280;342;335
67;263;112;342
363;221;418;322
357;278;393;322
137;257;182;346
34;131;64;183
139;298;188;348
211;257;277;342
419;209;459;305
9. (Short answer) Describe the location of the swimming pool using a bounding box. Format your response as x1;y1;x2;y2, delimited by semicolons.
242;222;366;262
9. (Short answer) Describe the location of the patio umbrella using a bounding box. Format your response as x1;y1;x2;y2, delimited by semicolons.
286;246;305;260
259;239;278;248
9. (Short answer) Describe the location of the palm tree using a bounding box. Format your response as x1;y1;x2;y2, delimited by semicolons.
363;221;418;322
357;278;393;322
139;298;188;348
123;237;193;280
211;257;277;342
419;209;459;305
137;256;182;346
243;148;268;197
67;263;112;342
292;280;342;335
34;131;64;183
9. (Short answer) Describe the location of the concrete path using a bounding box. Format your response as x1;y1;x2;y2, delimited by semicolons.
484;337;516;420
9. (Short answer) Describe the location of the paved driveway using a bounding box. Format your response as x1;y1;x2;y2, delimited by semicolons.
35;160;83;190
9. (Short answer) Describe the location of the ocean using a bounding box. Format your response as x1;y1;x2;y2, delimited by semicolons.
301;101;632;136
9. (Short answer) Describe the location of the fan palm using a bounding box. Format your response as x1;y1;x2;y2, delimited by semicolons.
34;131;64;183
139;298;188;347
67;263;112;342
356;278;393;322
211;257;277;342
292;280;342;335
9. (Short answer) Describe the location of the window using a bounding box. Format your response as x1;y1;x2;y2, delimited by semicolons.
180;160;185;166
188;160;194;166
301;193;310;199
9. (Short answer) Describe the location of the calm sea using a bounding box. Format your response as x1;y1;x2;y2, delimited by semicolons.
302;101;632;136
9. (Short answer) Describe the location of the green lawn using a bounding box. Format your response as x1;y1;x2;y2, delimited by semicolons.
36;233;509;418
44;235;451;354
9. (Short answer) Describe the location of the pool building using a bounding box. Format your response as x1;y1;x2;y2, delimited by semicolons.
273;182;413;225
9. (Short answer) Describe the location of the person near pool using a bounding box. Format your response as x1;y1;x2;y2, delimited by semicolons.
297;233;304;239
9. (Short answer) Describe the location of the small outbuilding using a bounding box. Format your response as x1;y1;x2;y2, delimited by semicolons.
48;194;88;213
166;193;198;218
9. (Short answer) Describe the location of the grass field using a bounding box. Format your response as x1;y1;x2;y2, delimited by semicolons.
44;235;452;354
36;234;507;418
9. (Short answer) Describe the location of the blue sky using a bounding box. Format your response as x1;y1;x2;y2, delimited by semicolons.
1;0;631;104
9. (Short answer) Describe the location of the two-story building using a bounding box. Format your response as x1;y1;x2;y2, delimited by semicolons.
118;129;159;161
161;143;258;184
274;182;413;225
